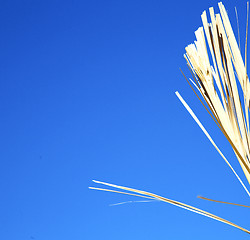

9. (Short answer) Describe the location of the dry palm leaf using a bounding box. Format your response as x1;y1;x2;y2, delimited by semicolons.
90;2;250;235
182;2;250;191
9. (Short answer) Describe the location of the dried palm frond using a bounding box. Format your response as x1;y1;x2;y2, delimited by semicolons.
182;2;250;193
90;2;250;235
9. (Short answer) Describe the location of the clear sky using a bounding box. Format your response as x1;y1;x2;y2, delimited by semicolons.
1;0;250;239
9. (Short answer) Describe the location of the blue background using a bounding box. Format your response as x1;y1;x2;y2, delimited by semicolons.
0;0;250;239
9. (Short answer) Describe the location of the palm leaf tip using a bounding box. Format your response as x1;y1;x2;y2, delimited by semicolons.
91;2;250;236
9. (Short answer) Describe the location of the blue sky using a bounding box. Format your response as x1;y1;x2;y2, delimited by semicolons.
0;0;250;239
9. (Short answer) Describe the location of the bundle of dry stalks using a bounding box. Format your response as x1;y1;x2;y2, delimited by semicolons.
90;2;250;234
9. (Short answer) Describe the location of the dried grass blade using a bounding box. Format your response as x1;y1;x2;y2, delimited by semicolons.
198;195;250;208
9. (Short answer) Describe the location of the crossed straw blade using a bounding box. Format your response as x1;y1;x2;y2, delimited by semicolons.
175;91;250;197
90;180;250;234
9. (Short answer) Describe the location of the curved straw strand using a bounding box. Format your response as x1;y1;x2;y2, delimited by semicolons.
91;180;250;234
